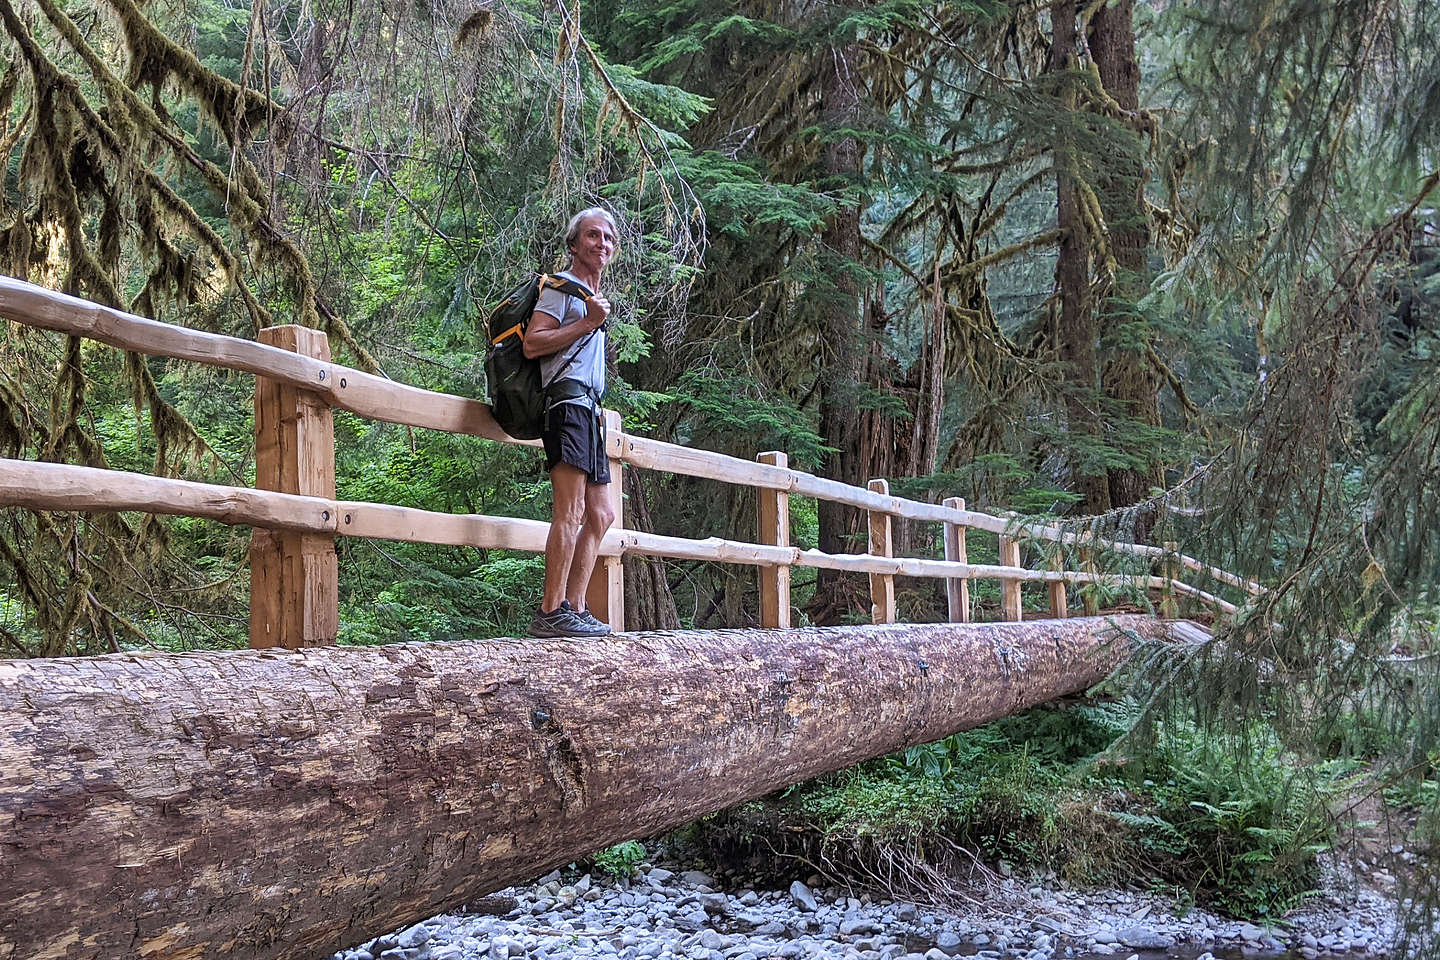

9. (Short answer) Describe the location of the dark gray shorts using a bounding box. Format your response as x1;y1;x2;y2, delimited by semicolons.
542;402;610;484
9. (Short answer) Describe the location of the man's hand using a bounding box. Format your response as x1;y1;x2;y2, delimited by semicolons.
584;295;611;331
523;293;612;359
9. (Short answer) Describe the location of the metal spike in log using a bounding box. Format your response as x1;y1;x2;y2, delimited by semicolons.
0;616;1175;960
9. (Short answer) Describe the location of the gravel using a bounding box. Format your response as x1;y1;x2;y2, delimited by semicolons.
328;857;1396;960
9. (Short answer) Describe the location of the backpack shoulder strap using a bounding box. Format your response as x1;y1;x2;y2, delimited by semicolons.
535;275;604;391
539;273;594;302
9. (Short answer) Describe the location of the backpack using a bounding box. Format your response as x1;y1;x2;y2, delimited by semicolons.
483;273;596;440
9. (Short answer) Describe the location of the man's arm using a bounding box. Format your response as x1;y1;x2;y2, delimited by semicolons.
522;296;611;359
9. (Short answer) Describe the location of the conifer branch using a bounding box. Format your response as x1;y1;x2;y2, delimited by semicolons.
1145;342;1205;430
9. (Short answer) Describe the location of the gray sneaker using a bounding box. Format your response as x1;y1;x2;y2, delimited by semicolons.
575;605;613;635
529;600;609;638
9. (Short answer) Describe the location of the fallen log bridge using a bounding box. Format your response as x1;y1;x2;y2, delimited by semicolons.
0;616;1174;960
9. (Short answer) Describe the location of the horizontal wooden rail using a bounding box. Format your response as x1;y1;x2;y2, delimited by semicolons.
0;457;336;532
0;458;1237;614
0;276;531;446
0;276;1260;602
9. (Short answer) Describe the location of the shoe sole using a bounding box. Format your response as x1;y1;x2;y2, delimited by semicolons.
529;623;609;639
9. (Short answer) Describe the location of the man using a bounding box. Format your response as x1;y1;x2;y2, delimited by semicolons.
524;207;619;638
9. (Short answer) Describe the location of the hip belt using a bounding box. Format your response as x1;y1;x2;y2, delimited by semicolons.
545;378;603;412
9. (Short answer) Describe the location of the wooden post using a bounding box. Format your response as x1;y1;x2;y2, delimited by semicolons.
756;451;791;629
998;533;1023;622
1080;533;1099;616
250;325;337;648
1160;540;1179;619
1048;544;1068;619
867;479;896;624
586;408;626;632
942;496;970;622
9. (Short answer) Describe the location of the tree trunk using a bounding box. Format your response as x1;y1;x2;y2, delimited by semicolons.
896;268;945;562
815;39;867;615
0;616;1171;960
1050;0;1112;515
1091;0;1162;512
621;468;681;631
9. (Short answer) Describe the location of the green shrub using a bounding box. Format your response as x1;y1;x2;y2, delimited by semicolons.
731;702;1348;920
592;840;647;878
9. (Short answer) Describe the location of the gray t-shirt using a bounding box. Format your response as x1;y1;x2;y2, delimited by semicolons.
535;270;606;407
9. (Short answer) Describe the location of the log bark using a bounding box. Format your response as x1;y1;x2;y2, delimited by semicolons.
0;616;1173;960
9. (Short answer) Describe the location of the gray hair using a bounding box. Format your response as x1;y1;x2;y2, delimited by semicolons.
564;207;618;250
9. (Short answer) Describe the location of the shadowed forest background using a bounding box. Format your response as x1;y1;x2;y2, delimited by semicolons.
1;0;1438;946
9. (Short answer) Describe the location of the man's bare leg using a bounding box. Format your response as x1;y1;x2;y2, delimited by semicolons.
541;463;589;612
565;479;616;613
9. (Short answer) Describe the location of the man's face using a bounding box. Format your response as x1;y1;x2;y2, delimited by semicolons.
570;216;617;273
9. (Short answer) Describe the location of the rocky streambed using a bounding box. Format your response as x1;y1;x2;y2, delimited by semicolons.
327;859;1398;960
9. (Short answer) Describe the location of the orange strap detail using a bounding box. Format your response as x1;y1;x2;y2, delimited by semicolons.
491;322;525;345
539;273;592;302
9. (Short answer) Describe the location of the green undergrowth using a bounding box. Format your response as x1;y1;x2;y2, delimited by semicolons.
592;840;648;878
691;701;1356;921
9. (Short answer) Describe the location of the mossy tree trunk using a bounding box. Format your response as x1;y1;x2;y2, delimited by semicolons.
814;40;868;617
1091;0;1163;513
1050;0;1112;515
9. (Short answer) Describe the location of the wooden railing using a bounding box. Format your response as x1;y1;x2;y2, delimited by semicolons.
0;276;1260;646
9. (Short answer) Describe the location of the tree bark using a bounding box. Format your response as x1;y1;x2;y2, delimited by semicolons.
1090;0;1162;512
0;615;1172;959
815;39;866;614
621;468;681;632
1050;0;1112;515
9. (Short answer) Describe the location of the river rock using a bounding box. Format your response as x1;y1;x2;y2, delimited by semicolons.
1119;926;1174;950
396;925;432;949
697;930;732;951
789;881;819;912
934;931;963;956
699;893;730;914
